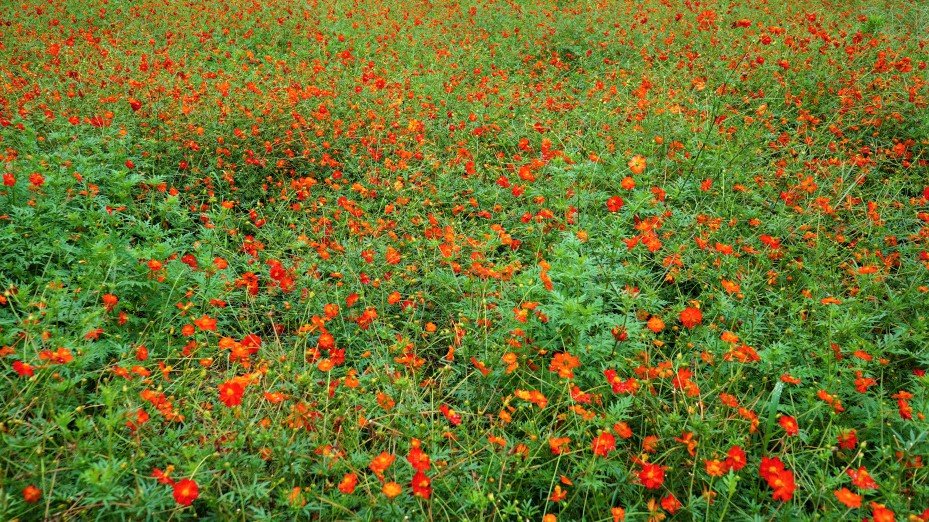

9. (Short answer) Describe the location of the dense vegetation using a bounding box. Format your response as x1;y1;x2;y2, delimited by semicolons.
1;0;928;519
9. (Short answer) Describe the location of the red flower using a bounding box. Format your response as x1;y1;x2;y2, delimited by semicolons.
22;485;41;503
411;470;432;499
759;456;785;482
407;440;431;472
679;306;703;329
173;478;199;506
218;380;245;407
870;502;895;522
439;404;462;426
778;415;799;436
606;195;624;212
846;467;878;490
725;445;747;471
638;463;665;489
3;173;15;186
837;430;857;450
194;315;217;331
102;293;119;311
768;469;795;501
29;172;45;188
12;360;34;377
660;493;682;513
152;467;174;485
591;432;616;457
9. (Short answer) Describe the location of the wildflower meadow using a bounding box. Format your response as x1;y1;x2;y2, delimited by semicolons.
1;0;928;520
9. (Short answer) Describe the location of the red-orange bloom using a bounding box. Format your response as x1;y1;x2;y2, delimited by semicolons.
870;502;895;522
611;507;626;521
834;487;862;508
646;316;665;333
591;432;616;457
846;467;878;490
338;473;358;494
22;485;41;503
173;478;199;506
661;494;682;513
549;352;581;379
725;445;747;471
102;293;119;311
369;452;395;479
606;195;624;212
12;360;34;377
759;456;785;482
194;315;217;331
705;459;728;477
628;155;646;175
218;381;245;407
638;463;665;489
679;307;703;328
769;469;795;501
778;415;799;436
837;430;857;450
411;470;432;499
407;440;431;472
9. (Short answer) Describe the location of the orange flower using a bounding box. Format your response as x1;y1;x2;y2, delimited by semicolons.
382;482;402;499
661;494;681;514
369;452;395;479
679;307;702;329
549;437;571;455
39;347;73;364
101;293;119;311
846;467;878;490
869;502;895;522
194;315;217;331
613;421;633;439
834;487;861;509
642;435;660;453
338;473;358;494
385;246;402;265
611;507;626;521
549;352;581;379
646;316;665;333
778;415;799;436
628;155;646;175
705;459;728;477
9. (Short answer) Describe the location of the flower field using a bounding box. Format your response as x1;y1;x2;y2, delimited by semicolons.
1;0;928;519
